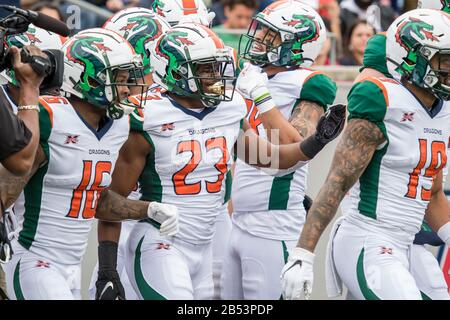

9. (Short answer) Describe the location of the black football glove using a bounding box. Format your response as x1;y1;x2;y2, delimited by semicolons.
95;241;125;300
96;269;126;300
300;104;346;159
0;209;13;264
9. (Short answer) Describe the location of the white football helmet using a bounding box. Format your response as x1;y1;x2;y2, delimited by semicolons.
61;28;145;119
386;9;450;100
150;23;236;107
240;0;327;68
152;0;214;27
103;7;170;76
0;24;65;85
417;0;450;13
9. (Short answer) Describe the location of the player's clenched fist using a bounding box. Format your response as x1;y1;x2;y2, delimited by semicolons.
299;104;346;159
281;247;315;300
147;202;179;237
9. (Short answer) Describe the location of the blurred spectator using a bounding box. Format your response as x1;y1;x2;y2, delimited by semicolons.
314;36;332;66
210;0;258;27
105;0;140;13
319;0;342;56
340;0;396;38
314;18;333;66
30;1;65;21
339;20;375;65
212;0;257;51
20;0;39;10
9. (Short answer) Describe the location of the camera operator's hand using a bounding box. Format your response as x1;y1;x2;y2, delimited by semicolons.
10;45;46;91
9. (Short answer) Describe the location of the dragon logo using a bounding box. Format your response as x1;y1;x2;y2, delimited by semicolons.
283;14;320;45
155;31;192;62
395;17;439;52
395;17;440;73
119;15;164;73
152;0;167;17
66;36;110;103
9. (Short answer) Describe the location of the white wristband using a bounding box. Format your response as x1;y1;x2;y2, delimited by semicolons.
437;221;450;246
253;86;275;114
17;105;40;112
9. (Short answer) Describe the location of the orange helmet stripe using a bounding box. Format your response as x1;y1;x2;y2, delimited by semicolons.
198;25;224;49
262;0;289;14
182;0;198;15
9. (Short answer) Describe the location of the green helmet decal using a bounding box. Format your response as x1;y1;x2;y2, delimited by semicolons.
152;0;166;17
154;31;193;91
119;15;164;75
66;36;113;108
283;14;320;43
441;0;450;13
395;16;440;75
282;14;320;63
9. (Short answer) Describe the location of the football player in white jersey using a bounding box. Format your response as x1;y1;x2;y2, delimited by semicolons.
87;7;170;300
281;9;450;300
153;0;233;300
95;1;232;300
346;0;450;300
221;0;338;300
94;23;345;300
0;28;178;300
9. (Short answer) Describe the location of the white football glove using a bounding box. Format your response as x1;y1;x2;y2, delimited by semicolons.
281;247;315;300
236;63;275;113
147;202;179;237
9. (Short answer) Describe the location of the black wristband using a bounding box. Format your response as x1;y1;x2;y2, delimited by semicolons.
299;135;326;160
98;241;118;271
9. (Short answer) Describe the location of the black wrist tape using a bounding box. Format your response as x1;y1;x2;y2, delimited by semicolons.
299;135;326;160
98;241;118;271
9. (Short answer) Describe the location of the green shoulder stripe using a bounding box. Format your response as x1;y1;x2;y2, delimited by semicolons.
347;79;389;140
299;73;337;111
18;104;52;249
38;102;53;159
139;132;162;203
130;109;145;132
361;33;392;78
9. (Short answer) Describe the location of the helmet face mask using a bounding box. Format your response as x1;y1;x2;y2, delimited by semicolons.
188;57;236;107
102;64;149;119
170;55;236;107
421;50;450;100
240;17;299;67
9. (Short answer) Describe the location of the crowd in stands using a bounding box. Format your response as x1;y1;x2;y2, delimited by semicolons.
0;0;421;66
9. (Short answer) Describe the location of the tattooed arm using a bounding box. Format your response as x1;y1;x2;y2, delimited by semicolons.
259;101;324;144
95;131;151;223
236;119;311;169
424;170;450;232
297;119;386;252
0;146;46;210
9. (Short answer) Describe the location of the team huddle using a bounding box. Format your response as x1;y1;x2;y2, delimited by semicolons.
0;0;449;300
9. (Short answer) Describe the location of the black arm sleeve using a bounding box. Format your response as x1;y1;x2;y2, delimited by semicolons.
0;103;32;161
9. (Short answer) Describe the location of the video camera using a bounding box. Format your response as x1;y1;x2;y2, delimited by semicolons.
0;5;70;91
